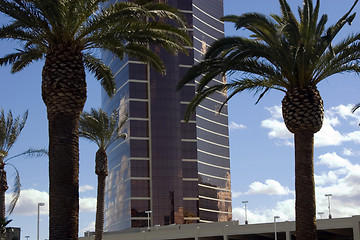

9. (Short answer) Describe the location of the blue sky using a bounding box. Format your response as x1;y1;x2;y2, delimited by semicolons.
1;0;360;239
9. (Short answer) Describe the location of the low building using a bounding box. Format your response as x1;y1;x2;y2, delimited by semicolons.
80;215;360;240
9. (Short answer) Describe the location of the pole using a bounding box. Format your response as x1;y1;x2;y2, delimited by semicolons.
37;203;45;240
242;201;248;224
325;194;332;219
274;216;280;240
145;210;151;230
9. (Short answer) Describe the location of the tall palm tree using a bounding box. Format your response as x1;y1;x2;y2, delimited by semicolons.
79;108;126;240
0;0;190;239
0;109;47;220
178;1;360;239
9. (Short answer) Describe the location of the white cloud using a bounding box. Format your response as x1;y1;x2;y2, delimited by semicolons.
317;152;352;169
6;189;49;216
229;121;246;130
261;104;360;147
6;189;96;216
231;191;242;198
232;149;360;223
79;185;95;193
245;179;293;196
79;198;97;212
232;199;295;224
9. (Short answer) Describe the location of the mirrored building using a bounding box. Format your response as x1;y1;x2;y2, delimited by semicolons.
101;0;231;231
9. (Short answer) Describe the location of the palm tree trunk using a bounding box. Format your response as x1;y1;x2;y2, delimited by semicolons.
294;131;317;240
0;160;8;220
95;148;108;240
48;116;81;240
42;43;86;240
95;174;106;240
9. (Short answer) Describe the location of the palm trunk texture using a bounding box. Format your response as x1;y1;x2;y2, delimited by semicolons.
42;43;86;240
282;86;323;240
95;148;108;240
0;160;8;220
295;131;317;240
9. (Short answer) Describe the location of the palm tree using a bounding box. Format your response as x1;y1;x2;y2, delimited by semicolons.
0;109;47;220
79;108;126;240
0;0;190;239
178;1;360;239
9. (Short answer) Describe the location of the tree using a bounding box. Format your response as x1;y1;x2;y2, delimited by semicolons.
0;0;190;239
79;108;126;240
0;109;47;220
177;1;360;239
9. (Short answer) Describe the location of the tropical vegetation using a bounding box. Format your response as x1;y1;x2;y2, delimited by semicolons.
0;0;190;238
0;109;47;220
79;108;126;240
178;0;360;239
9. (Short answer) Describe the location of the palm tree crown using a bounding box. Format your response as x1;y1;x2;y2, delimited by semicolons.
0;0;190;95
79;108;126;151
79;108;126;240
178;1;360;240
0;1;190;239
178;0;360;118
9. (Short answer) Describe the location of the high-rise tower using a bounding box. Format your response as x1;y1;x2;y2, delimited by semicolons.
102;0;231;231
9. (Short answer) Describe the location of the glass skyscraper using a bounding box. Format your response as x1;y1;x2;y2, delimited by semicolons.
101;0;231;231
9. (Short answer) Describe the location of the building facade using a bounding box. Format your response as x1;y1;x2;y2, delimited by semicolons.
101;0;231;231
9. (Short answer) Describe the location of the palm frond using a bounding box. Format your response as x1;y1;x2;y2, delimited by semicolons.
0;109;28;154
6;163;20;215
83;53;115;97
79;108;127;150
4;148;48;163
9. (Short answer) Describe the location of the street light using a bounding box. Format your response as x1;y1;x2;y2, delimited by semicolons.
145;210;152;230
274;216;280;240
325;194;332;219
318;212;324;219
25;236;30;240
242;201;248;224
37;202;45;240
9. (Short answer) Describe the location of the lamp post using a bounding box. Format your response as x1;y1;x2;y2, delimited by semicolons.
318;212;324;219
242;201;248;224
274;216;280;240
325;194;332;219
37;202;45;240
145;210;152;230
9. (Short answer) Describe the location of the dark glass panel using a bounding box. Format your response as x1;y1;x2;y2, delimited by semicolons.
198;175;229;189
129;63;147;80
130;139;149;158
131;220;148;228
196;127;229;147
198;163;230;179
197;140;229;158
131;179;150;197
182;161;198;178
129;120;149;138
196;117;229;136
197;151;230;168
183;181;199;198
131;199;150;217
130;160;149;177
129;101;148;118
129;81;148;99
181;122;197;139
183;200;199;223
181;141;197;159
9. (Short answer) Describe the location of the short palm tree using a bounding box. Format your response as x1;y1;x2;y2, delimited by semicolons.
0;0;190;239
79;108;126;240
0;109;47;220
178;1;360;239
